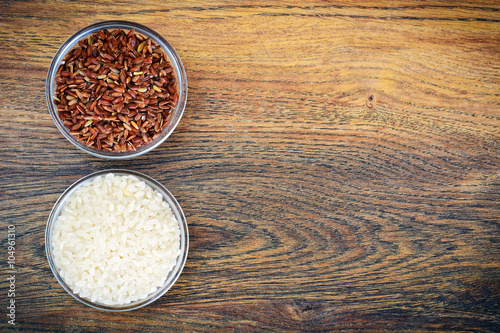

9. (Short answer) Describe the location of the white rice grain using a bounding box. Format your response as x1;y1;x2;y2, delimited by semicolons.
52;173;181;306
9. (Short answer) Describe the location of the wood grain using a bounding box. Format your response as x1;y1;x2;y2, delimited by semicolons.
1;1;499;331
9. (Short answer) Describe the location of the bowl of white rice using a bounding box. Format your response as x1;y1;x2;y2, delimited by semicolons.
45;169;188;311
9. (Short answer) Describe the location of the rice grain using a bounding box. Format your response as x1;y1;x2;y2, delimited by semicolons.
52;173;181;306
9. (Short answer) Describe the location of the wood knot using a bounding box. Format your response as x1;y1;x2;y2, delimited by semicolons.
366;94;375;109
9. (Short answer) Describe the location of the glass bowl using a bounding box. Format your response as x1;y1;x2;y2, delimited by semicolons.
45;169;189;311
46;21;188;159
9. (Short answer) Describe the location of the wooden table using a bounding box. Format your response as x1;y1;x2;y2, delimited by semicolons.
2;1;499;331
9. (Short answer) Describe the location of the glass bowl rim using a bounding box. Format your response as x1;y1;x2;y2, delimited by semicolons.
45;168;189;311
45;20;188;159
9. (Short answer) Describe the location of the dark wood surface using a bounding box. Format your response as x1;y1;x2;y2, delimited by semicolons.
1;1;499;331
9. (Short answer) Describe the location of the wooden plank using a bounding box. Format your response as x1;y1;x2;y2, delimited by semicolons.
1;1;499;331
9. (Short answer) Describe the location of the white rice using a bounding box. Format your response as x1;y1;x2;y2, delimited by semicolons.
51;173;181;306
